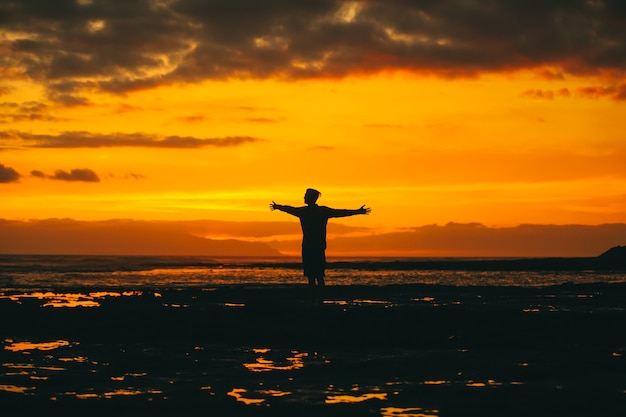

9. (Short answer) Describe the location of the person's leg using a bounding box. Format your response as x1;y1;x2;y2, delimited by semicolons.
303;247;326;301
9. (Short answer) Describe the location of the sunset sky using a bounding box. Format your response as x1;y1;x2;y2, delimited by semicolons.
2;1;626;256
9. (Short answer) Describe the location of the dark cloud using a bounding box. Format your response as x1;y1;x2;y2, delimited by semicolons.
176;115;207;123
0;101;62;124
29;167;100;182
520;84;626;101
1;0;624;98
123;172;147;181
51;168;100;182
576;83;626;100
0;163;20;183
0;131;262;149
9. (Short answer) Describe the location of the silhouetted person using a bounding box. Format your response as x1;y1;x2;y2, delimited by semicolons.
270;188;370;298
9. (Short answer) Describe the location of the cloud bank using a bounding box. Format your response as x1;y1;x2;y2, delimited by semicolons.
0;131;261;149
1;0;625;101
30;168;100;182
0;163;20;183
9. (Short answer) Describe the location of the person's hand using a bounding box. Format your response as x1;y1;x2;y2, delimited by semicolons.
269;201;277;211
360;205;371;215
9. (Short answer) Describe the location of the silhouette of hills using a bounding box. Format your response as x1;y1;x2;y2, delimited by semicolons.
0;218;279;256
325;246;626;271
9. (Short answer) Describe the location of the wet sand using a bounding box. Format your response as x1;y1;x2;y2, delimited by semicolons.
2;284;626;416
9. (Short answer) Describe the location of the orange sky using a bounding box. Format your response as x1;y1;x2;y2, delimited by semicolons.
1;1;626;256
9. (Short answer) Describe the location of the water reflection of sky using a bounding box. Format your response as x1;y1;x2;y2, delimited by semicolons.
0;291;141;308
2;337;622;415
243;348;309;373
3;265;625;289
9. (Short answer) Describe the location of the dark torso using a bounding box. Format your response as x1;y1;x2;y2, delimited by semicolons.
298;205;332;249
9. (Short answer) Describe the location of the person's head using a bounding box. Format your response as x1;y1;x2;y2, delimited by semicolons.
304;188;321;205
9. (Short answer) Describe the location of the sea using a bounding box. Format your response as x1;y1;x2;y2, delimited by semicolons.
1;255;625;415
1;254;625;290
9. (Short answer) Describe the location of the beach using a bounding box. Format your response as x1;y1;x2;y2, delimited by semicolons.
2;280;626;416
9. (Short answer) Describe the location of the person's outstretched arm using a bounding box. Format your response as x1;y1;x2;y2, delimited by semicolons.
328;205;371;218
270;201;300;216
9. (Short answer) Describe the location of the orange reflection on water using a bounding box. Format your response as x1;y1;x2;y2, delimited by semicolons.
243;349;307;372
258;389;292;397
224;302;245;307
0;291;142;308
423;380;450;385
75;393;100;399
58;356;88;363
326;392;388;404
3;363;35;369
466;379;504;387
4;339;71;352
0;384;35;394
65;388;163;400
227;388;265;405
381;407;439;417
104;389;159;398
354;299;394;306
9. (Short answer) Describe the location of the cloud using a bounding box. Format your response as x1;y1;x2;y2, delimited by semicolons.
0;131;262;149
176;115;207;123
576;83;626;101
520;84;626;101
1;1;624;97
51;169;100;182
30;168;100;182
123;172;146;180
0;102;62;124
30;170;46;178
0;163;20;183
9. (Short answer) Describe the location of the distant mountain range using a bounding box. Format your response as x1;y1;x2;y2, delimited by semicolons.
1;218;625;260
0;218;279;256
325;246;626;271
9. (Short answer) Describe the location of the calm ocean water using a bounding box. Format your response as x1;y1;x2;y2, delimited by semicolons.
1;254;624;290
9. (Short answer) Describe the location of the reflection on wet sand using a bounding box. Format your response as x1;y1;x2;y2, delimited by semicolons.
323;299;395;307
380;406;439;417
2;282;625;415
243;348;308;372
227;388;266;405
226;387;293;405
4;339;71;352
0;384;35;394
58;388;164;400
326;392;388;404
0;291;141;308
465;379;520;387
